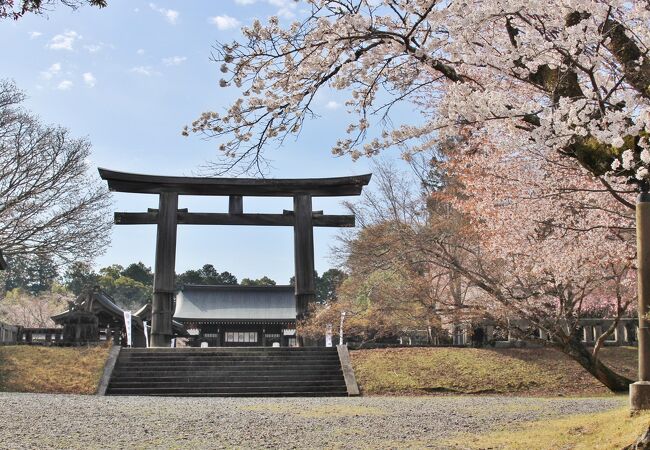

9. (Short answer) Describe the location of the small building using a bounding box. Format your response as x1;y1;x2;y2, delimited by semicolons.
52;289;148;347
174;285;297;347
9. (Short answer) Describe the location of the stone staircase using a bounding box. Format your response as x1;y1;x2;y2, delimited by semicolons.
106;347;350;397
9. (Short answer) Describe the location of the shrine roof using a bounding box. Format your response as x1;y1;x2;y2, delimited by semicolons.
173;285;296;321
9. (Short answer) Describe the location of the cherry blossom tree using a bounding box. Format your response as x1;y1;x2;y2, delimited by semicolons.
0;0;106;20
441;132;637;390
191;0;650;194
191;0;647;391
331;157;635;390
0;288;69;328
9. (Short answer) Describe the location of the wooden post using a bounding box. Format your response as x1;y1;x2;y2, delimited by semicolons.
229;195;243;214
151;192;178;348
293;194;316;319
632;191;650;409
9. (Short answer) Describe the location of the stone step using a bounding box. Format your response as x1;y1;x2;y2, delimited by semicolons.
111;374;344;383
114;360;342;368
106;386;349;395
109;380;345;388
106;391;347;397
111;368;344;378
122;348;338;353
106;347;350;397
120;350;340;355
118;355;339;364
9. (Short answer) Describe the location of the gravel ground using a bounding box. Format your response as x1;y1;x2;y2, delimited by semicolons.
0;393;626;449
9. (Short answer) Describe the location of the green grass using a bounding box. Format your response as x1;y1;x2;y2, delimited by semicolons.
0;344;110;394
350;346;638;396
444;406;650;449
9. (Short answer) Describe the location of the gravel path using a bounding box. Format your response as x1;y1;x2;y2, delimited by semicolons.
0;393;625;449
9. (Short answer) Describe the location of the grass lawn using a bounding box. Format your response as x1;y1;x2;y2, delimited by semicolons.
350;346;638;396
0;344;638;397
0;345;110;394
445;406;650;449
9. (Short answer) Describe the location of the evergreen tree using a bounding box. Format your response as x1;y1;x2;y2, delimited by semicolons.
240;276;276;287
4;256;58;295
121;262;154;286
316;269;347;304
64;261;99;295
176;264;238;286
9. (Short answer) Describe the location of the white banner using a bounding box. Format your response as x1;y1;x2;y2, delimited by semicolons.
325;323;333;348
143;320;149;348
123;311;132;347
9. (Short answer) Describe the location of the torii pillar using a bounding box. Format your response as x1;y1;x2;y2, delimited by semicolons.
151;192;178;347
293;194;315;319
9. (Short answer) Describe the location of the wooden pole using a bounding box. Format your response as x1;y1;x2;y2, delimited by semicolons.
293;194;316;320
229;195;243;214
151;192;178;348
632;191;650;409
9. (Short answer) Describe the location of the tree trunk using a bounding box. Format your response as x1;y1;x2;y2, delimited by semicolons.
559;333;632;392
592;317;619;361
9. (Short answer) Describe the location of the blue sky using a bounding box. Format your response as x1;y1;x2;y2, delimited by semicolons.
1;0;411;283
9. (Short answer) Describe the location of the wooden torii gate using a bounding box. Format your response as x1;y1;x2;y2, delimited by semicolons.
99;168;371;347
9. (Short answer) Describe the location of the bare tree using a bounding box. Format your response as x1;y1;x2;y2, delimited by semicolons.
0;80;111;265
329;160;488;344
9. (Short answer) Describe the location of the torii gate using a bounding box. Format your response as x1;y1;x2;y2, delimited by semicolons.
99;168;371;347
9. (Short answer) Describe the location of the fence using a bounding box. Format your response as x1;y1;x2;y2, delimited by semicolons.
0;325;115;346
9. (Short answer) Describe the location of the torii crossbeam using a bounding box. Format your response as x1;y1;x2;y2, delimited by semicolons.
99;168;371;347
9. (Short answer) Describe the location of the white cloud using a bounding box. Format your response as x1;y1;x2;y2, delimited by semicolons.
325;100;341;110
233;0;298;16
136;48;145;55
209;15;241;30
149;3;179;24
29;31;42;39
268;0;297;18
57;80;73;90
130;66;159;76
84;42;113;53
40;63;62;80
84;44;102;53
48;30;81;51
162;56;187;66
82;72;96;87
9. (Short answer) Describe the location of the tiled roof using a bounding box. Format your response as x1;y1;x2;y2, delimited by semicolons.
174;285;296;321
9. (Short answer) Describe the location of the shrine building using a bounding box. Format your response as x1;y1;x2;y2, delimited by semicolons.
172;284;297;347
